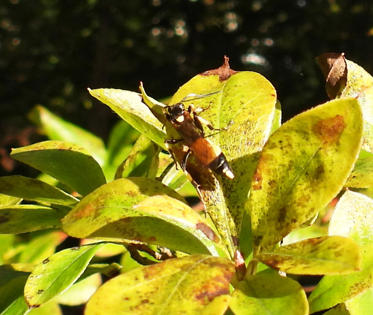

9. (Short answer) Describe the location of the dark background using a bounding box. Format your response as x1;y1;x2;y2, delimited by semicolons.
1;0;373;175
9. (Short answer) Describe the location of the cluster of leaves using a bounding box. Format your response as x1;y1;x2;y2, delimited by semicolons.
0;55;373;314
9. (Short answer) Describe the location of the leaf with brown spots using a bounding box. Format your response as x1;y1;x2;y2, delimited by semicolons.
257;236;360;275
24;244;103;307
85;255;234;315
230;270;308;315
309;190;373;313
247;98;363;251
62;178;228;257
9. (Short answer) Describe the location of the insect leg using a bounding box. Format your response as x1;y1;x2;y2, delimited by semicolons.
181;148;192;171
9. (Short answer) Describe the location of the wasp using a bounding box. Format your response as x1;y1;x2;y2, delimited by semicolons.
164;94;234;180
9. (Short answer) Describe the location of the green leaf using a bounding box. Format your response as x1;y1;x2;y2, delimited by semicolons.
29;105;107;165
345;150;373;189
257;236;360;275
0;175;78;206
0;296;28;315
309;190;373;312
0;194;21;207
103;120;140;180
62;178;228;256
88;88;166;148
247;98;363;251
11;140;106;196
24;244;103;307
329;190;373;245
271;99;282;134
309;244;373;313
56;273;101;306
0;265;29;314
230;271;308;315
345;286;373;315
0;205;61;234
28;301;62;315
0;235;14;264
85;255;234;315
282;225;327;245
115;134;160;179
15;231;65;265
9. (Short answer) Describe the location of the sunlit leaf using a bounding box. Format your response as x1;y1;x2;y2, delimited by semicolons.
15;231;66;265
257;236;360;275
11;140;106;196
309;190;373;313
0;205;61;234
85;255;234;315
0;175;78;206
24;244;103;307
0;194;21;207
29;105;107;165
345;150;373;189
230;271;308;315
56;273;101;306
247;98;363;251
62;178;228;256
282;225;327;245
88;88;166;148
345;286;373;315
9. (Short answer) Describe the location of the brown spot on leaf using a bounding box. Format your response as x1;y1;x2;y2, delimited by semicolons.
252;170;262;190
196;222;218;241
42;258;49;264
71;203;96;219
0;215;9;224
313;115;346;145
194;275;231;305
316;53;347;99
37;289;44;294
200;56;237;81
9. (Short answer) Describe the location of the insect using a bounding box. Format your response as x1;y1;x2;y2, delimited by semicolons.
164;94;234;180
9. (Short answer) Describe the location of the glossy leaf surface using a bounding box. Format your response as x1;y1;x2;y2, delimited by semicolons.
86;255;234;315
24;244;103;307
247;98;363;251
11;140;106;196
230;271;308;315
